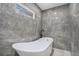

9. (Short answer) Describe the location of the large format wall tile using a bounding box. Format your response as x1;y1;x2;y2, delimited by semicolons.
70;3;79;56
0;3;41;55
42;4;72;51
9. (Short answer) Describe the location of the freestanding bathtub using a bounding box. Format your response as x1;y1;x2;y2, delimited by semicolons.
12;37;53;56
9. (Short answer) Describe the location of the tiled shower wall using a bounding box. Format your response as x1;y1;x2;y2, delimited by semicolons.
42;4;72;51
70;4;79;56
0;3;41;55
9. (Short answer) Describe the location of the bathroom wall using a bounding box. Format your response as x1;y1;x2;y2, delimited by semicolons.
70;3;79;56
42;4;72;51
0;3;41;55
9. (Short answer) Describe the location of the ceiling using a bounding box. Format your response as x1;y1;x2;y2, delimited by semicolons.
36;3;67;10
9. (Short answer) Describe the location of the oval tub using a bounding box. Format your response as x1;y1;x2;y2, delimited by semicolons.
12;37;53;56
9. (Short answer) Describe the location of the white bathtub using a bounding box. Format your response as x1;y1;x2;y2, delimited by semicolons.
12;37;53;56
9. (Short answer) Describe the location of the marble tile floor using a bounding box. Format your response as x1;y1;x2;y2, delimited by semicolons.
52;48;71;56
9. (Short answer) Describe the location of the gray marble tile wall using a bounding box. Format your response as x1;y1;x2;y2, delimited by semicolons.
70;3;79;56
0;3;41;56
42;4;72;51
